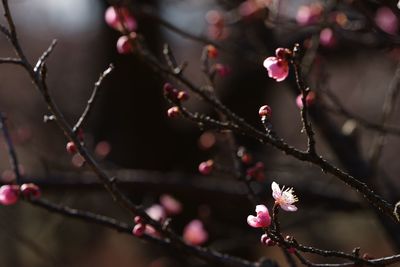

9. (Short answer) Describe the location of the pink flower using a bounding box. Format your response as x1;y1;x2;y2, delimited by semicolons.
271;181;298;212
146;204;166;222
105;6;137;32
247;204;271;228
375;7;398;35
263;57;289;82
183;219;208;245
160;194;182;215
0;185;19;205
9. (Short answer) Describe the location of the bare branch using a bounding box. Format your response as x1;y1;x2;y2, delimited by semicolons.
72;64;114;133
0;57;22;65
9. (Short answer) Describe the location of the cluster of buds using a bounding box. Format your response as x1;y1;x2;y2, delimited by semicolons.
163;83;189;118
0;183;41;205
133;195;183;237
105;6;138;54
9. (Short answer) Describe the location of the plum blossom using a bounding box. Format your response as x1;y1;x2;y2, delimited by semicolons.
271;181;298;212
146;204;167;222
247;204;271;228
183;220;208;245
263;57;289;82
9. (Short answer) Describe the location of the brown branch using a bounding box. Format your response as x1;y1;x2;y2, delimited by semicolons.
0;57;23;65
72;64;114;133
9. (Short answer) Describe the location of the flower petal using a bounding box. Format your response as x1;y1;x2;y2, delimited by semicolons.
255;204;268;214
247;215;260;228
281;204;297;212
271;181;281;199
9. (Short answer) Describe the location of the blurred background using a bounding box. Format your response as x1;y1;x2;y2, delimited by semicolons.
0;0;399;266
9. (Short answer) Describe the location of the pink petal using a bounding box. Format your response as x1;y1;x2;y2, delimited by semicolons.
255;204;268;214
271;182;281;200
247;215;260;228
146;204;166;222
281;204;297;212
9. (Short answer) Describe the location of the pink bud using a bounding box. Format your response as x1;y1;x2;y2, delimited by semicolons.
319;28;336;47
177;91;189;101
206;45;218;58
134;216;143;224
198;160;214;175
263;56;289;82
183;219;209;245
105;6;137;32
375;7;398;35
66;141;77;154
296;91;316;109
260;234;269;244
20;183;41;198
163;83;175;94
160;194;182;215
287;247;296;254
258;105;272;118
214;64;231;77
132;223;146;237
167;106;180;118
260;234;275;246
116;35;134;54
0;185;19;205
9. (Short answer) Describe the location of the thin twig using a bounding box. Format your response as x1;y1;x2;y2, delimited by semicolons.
33;39;58;74
0;113;22;183
134;39;397;222
292;44;317;155
72;64;114;133
0;57;23;65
